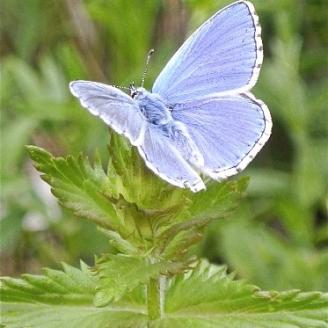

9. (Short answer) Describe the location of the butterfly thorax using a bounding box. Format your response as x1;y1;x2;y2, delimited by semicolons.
133;88;204;167
133;88;172;126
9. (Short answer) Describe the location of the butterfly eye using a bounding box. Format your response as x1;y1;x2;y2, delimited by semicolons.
129;82;138;98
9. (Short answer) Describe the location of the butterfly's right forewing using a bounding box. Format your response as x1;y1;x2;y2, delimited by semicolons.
69;81;146;146
152;1;262;103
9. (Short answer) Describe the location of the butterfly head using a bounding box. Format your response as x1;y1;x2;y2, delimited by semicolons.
130;84;147;100
129;82;138;98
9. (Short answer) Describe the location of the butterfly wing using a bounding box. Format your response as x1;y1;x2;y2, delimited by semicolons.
137;125;205;192
69;2;269;191
69;80;146;146
172;93;272;179
152;1;262;103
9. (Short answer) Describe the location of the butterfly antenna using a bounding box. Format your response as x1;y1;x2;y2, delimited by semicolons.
112;84;130;91
141;48;155;88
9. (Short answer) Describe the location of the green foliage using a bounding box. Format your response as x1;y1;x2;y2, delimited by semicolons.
217;214;328;291
162;261;328;327
1;134;325;325
1;261;327;328
0;261;95;305
93;254;163;306
26;134;247;267
27;144;122;231
1;0;328;326
0;262;148;328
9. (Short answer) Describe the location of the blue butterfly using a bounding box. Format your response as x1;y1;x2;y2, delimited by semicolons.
69;1;272;192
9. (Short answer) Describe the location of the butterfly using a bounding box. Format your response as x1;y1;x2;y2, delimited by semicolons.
69;0;272;192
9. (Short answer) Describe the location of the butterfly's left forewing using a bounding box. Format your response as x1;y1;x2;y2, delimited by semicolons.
69;81;146;146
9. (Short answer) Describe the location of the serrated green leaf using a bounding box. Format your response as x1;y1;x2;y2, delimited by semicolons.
189;177;249;220
155;217;210;263
26;142;193;252
26;145;130;236
26;139;249;262
98;228;138;255
0;261;95;305
0;261;147;328
93;254;164;306
1;304;147;328
157;260;328;328
153;178;247;263
2;261;327;328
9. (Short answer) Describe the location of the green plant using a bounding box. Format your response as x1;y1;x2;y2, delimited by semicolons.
1;0;327;326
1;133;327;327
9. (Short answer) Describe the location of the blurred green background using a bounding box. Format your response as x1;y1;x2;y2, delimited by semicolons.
1;0;327;292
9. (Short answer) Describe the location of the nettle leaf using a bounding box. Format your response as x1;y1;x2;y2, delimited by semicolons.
153;177;248;263
93;254;163;306
27;145;124;231
27;136;248;263
158;260;328;328
0;261;95;305
26;139;191;250
189;177;249;220
0;262;147;328
1;261;327;328
93;253;196;308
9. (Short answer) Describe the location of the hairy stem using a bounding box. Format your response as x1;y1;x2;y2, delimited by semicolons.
147;277;162;322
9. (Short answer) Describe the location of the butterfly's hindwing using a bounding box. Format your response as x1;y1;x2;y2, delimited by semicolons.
137;125;205;192
172;93;272;179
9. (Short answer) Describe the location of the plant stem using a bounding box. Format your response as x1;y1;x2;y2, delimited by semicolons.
147;277;161;321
